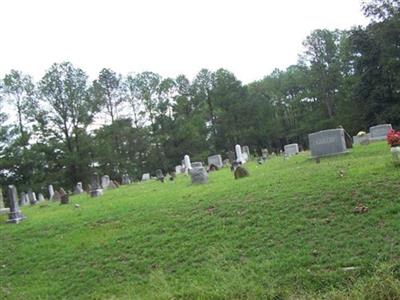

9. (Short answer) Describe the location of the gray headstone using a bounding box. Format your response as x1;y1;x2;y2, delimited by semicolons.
38;193;45;202
141;173;150;181
59;188;69;204
369;124;392;141
261;148;269;159
308;129;348;158
74;182;83;195
189;167;208;184
175;165;182;174
121;174;131;185
28;189;37;205
7;185;25;224
155;169;164;180
90;173;103;197
184;155;191;172
53;191;62;202
284;143;299;156
191;162;203;168
0;188;3;209
208;155;223;168
101;175;110;189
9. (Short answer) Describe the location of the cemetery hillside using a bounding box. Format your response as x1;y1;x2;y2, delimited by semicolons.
1;141;400;299
1;1;400;299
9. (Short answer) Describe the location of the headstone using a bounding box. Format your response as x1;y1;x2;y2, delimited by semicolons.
141;173;150;181
227;151;235;162
191;162;203;168
0;188;9;215
242;146;251;160
208;164;219;172
242;152;249;162
223;159;230;166
284;143;299;156
121;174;131;185
189;167;208;184
369;124;392;141
74;182;84;195
38;193;45;202
234;166;250;180
235;144;244;163
208;154;223;168
90;173;103;197
59;188;69;205
109;181;117;189
308;129;348;158
101;175;110;189
112;180;120;188
28;189;37;205
155;169;164;183
53;191;62;201
0;188;3;209
261;148;269;159
48;185;54;201
175;165;182;174
184;155;192;172
6;185;26;223
19;192;26;206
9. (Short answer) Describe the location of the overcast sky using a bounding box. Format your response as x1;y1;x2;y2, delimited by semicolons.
0;0;368;84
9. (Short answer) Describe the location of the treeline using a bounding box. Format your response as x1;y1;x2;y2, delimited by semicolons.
0;0;399;192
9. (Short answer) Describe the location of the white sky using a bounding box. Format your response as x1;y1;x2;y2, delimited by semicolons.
0;0;368;84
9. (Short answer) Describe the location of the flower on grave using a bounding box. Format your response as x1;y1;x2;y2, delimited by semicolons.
387;129;400;147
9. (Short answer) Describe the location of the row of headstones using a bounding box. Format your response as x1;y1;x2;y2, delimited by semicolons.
180;144;252;185
309;124;392;158
2;185;67;223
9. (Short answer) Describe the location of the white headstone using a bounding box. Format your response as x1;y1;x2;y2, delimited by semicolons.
184;155;192;172
141;173;150;181
235;144;244;163
284;143;299;156
48;185;54;201
38;193;45;202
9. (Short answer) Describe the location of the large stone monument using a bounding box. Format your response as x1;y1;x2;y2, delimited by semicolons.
208;154;223;169
7;185;26;224
90;173;103;197
309;129;348;158
284;143;299;156
369;124;392;141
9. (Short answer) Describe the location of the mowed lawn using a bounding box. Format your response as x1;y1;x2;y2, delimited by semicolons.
1;142;400;299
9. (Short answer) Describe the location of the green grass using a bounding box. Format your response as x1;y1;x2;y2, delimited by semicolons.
1;142;400;299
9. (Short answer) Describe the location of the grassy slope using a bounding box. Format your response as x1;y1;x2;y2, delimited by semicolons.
1;142;400;299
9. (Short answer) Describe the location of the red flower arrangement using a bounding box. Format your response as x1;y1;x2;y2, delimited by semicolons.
387;129;400;147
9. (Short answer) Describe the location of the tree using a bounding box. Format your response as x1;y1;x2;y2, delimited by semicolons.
92;68;123;124
1;70;36;137
39;62;99;187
